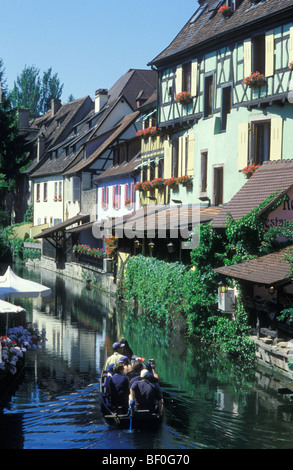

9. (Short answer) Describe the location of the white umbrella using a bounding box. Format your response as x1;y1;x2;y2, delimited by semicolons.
0;266;51;300
0;298;26;335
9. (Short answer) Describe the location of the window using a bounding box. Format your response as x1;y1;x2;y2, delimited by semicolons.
221;86;232;131
36;183;40;202
252;34;265;74
183;62;191;93
72;177;80;201
125;183;134;208
150;161;156;181
201;152;208;193
158;159;164;179
54;182;58;201
213;166;223;206
250;121;270;165
112;185;121;209
172;138;179;178
59;182;62;200
204;75;213;118
102;187;109;209
43;182;47;201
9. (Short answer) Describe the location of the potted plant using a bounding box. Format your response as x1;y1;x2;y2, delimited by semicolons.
177;175;193;187
164;177;179;189
175;91;193;105
241;163;260;178
150;177;165;189
243;71;266;88
136;126;158;138
218;5;232;17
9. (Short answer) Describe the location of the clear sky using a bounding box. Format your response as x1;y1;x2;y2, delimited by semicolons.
1;0;199;103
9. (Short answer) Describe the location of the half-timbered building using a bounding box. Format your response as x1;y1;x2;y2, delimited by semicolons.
148;0;293;208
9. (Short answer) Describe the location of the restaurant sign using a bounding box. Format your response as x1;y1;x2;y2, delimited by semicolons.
265;187;293;230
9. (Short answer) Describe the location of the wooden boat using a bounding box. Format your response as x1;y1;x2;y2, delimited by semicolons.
100;369;163;428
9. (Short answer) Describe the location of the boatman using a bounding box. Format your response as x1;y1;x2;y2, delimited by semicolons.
104;342;125;371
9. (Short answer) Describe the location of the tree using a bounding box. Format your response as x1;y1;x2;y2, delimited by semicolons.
40;67;63;113
9;65;64;116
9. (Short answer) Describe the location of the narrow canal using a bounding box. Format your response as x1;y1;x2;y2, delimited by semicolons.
0;264;293;450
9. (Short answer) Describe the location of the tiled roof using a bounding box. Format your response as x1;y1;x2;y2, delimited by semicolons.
93;153;141;182
108;69;157;109
108;204;222;235
64;111;140;175
214;246;292;285
212;160;293;228
150;0;293;66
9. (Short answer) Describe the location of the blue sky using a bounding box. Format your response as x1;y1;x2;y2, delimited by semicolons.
1;0;199;103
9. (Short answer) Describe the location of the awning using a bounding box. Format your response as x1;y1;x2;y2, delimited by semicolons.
34;213;90;240
214;247;292;286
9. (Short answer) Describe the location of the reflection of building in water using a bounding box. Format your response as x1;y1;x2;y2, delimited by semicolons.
215;387;239;415
30;295;106;375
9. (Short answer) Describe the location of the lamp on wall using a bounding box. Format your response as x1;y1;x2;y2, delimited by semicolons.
134;239;141;249
218;281;229;294
148;240;155;250
167;242;175;253
269;285;275;295
199;196;211;207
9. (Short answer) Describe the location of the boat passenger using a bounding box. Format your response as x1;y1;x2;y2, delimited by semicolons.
117;355;132;374
104;363;115;389
128;360;145;386
119;338;134;360
104;342;125;370
130;369;163;416
107;362;130;410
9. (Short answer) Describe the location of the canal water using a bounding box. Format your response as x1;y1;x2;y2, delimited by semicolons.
0;264;293;450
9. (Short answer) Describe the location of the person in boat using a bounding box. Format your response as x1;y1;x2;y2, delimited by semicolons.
130;369;163;416
119;338;134;360
117;355;132;374
104;342;125;370
106;362;130;410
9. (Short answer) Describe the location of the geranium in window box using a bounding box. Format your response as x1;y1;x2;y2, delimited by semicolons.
136;126;157;138
125;199;132;208
289;61;293;71
102;201;108;210
164;177;179;189
175;91;193;105
150;177;165;189
141;180;153;191
218;5;232;16
241;163;260;178
177;175;193;186
134;181;144;191
243;72;266;88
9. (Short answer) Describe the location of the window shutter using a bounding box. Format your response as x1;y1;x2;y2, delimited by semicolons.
191;60;198;96
112;186;115;208
118;184;121;209
289;27;293;63
130;183;134;204
72;177;80;201
270;117;283;161
243;39;251;78
175;65;183;94
164;140;172;178
187;133;195;176
124;183;128;203
178;136;184;177
265;31;274;77
237;122;249;170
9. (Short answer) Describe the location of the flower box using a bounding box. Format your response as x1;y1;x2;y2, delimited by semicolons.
241;163;260;178
136;126;157;138
175;91;193;105
243;72;266;88
218;5;232;16
150;177;165;189
177;175;193;186
125;199;132;208
164;177;179;189
289;61;293;71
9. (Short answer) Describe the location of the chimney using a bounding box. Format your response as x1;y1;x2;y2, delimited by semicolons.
17;108;30;128
95;89;108;113
51;98;62;117
37;133;45;162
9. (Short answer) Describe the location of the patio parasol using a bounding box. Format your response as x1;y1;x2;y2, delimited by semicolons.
0;299;26;335
0;266;51;300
